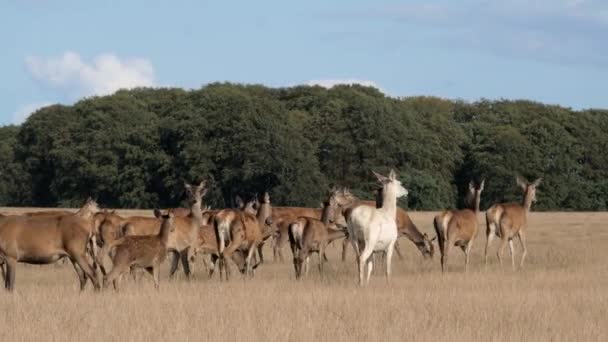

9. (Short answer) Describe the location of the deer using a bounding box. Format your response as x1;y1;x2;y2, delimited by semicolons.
166;180;208;280
347;170;408;286
97;209;176;290
252;192;273;264
214;195;269;280
271;206;324;262
190;223;251;278
485;176;541;270
288;195;347;279
433;180;484;272
24;210;74;216
0;198;102;291
332;188;435;263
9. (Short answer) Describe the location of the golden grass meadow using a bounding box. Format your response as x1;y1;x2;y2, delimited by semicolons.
1;209;607;341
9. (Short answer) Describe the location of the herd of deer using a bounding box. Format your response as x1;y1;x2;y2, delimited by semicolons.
0;171;541;291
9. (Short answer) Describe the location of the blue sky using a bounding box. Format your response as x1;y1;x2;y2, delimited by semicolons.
1;0;607;125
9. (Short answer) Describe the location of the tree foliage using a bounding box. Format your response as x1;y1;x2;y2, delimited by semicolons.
1;84;606;210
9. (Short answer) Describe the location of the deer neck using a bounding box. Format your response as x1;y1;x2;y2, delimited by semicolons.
522;191;534;212
159;222;171;245
326;228;345;241
190;198;203;223
378;185;397;218
257;202;271;225
320;204;332;225
473;191;481;213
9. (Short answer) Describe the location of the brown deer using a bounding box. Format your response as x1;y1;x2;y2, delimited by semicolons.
214;195;269;279
433;180;484;272
332;188;435;262
485;176;541;270
271;206;323;262
288;196;347;279
0;198;102;291
166;181;208;279
253;192;273;264
97;212;161;248
98;209;176;290
24;210;74;216
190;223;250;278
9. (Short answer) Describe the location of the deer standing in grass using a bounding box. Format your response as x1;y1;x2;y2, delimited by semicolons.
347;170;408;286
166;181;207;279
0;198;102;291
485;176;541;270
214;195;269;280
333;188;434;262
433;180;484;272
98;209;176;290
288;195;347;279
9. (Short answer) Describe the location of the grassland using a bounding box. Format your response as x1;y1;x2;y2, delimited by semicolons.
0;209;606;341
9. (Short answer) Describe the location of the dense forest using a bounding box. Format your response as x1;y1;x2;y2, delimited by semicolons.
1;83;606;210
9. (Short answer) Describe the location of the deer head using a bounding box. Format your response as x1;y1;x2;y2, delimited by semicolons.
516;176;542;206
372;169;408;199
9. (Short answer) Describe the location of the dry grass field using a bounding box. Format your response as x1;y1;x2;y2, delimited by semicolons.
1;208;607;341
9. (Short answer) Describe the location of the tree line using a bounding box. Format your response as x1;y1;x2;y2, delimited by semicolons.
1;83;606;210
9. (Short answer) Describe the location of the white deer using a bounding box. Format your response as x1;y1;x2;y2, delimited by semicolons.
347;170;408;286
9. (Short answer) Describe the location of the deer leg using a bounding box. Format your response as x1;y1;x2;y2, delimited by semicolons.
153;262;161;290
169;251;180;279
256;243;265;265
341;237;350;262
508;239;515;270
484;232;496;267
358;243;374;286
496;238;508;269
386;241;395;281
277;233;287;262
180;250;192;280
245;242;258;277
104;263;128;291
393;239;403;260
222;236;243;281
272;234;280;262
365;253;374;286
318;243;327;275
4;257;17;291
208;254;218;278
441;238;453;273
71;258;87;291
72;253;101;290
517;232;528;269
0;260;5;285
464;240;474;273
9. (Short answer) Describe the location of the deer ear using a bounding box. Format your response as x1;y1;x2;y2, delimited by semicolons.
479;179;485;191
516;176;528;190
184;182;192;191
235;195;244;209
198;180;206;189
532;178;542;187
372;171;390;184
388;169;397;180
468;181;475;191
200;187;208;198
153;208;162;219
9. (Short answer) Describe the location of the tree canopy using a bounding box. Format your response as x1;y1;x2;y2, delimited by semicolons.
1;83;606;210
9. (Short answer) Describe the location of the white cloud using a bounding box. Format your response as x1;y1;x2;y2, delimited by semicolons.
25;51;156;97
11;102;53;124
307;79;383;92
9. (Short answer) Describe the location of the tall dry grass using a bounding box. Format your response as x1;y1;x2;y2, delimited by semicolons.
0;209;606;341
